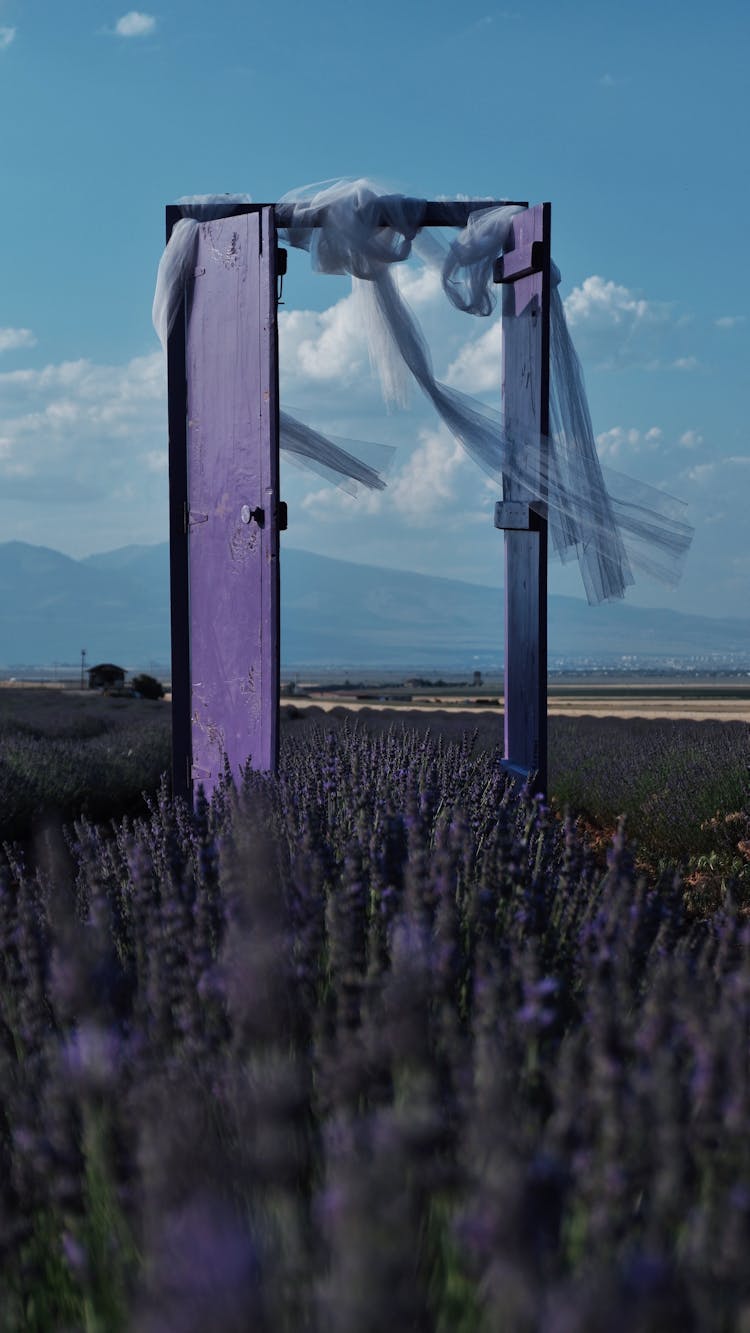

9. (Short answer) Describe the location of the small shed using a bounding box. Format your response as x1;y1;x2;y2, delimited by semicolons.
88;663;126;690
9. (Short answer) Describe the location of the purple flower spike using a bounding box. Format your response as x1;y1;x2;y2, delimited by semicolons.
132;1192;265;1333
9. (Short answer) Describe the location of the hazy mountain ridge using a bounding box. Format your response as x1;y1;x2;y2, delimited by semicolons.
0;541;748;669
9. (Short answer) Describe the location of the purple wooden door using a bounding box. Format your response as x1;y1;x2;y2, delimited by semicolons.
495;203;551;796
180;209;280;798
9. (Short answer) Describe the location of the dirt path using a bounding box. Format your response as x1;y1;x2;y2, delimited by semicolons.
290;699;750;723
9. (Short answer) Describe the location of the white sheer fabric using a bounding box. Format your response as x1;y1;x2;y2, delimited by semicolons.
151;194;394;497
153;183;694;605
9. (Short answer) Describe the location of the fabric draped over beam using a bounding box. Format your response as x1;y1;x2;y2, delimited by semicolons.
153;181;694;606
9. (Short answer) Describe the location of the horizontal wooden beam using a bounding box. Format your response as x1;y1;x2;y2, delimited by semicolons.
166;199;529;240
275;199;529;229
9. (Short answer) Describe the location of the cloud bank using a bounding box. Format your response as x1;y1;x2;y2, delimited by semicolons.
0;263;717;587
0;351;165;497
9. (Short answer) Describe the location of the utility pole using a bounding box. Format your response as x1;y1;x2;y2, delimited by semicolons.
80;648;86;691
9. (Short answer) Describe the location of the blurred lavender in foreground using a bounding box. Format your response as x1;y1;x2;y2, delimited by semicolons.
0;718;748;1330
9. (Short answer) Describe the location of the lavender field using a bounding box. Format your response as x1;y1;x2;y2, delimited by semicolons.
1;693;750;1330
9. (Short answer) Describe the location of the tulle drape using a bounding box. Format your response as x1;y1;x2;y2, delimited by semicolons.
153;182;694;604
151;194;395;498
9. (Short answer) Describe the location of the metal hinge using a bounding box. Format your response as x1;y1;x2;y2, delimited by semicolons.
184;503;208;534
277;247;287;304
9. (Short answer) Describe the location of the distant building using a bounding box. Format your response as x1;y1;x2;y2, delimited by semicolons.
472;670;483;687
88;663;126;690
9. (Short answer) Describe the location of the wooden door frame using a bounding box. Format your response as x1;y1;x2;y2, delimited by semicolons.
165;198;550;802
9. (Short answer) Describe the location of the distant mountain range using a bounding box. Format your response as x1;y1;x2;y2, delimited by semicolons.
0;540;748;672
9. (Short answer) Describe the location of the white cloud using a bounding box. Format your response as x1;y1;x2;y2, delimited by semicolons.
143;449;168;473
279;262;470;414
562;275;685;370
564;275;655;330
671;356;699;371
388;427;465;522
595;425;663;460
0;328;36;353
444;318;501;394
685;463;715;483
298;482;383;518
0;350;165;497
679;430;703;449
279;293;367;390
298;426;468;527
680;455;750;491
395;264;443;308
715;315;745;329
114;11;156;37
280;275;446;409
0;27;15;50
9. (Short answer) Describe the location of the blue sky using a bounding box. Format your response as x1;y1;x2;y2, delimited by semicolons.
0;0;747;620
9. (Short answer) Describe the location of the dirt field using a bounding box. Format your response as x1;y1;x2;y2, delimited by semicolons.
288;697;750;723
2;680;748;725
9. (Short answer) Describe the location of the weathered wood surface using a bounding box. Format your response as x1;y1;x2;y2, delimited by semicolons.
165;200;530;237
175;209;280;798
498;203;551;796
165;195;547;799
166;224;190;802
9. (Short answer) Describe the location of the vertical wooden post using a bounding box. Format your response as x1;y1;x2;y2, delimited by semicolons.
494;203;551;798
166;207;281;802
166;210;191;803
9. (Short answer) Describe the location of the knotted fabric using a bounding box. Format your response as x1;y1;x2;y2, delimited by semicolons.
153;181;694;605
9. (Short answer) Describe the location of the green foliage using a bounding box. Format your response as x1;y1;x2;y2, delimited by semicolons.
0;689;170;843
130;673;165;701
2;1208;81;1332
546;715;750;887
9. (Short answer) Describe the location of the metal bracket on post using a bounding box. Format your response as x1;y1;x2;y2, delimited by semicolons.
494;501;545;532
276;247;287;304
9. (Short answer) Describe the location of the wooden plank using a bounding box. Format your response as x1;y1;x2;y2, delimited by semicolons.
166;200;530;236
274;198;529;229
165;214;191;802
493;240;544;284
500;203;551;797
183;209;280;798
